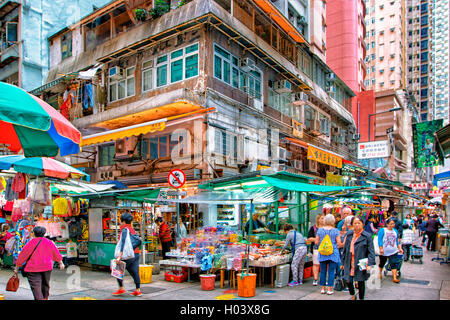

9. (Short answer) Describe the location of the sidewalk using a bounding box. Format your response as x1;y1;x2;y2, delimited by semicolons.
0;234;448;300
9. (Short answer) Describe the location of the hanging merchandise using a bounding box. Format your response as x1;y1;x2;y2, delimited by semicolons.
66;240;78;258
53;197;69;216
68;219;83;239
0;176;6;192
59;220;70;239
4;177;18;202
3;200;13;212
28;179;51;206
11;207;22;223
59;94;72;120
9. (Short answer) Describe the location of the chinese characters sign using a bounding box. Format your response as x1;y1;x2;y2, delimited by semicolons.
408;183;428;190
326;172;343;186
307;146;342;168
412;119;443;168
358;140;390;159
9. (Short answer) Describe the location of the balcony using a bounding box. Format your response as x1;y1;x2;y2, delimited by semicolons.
0;0;19;17
0;41;19;68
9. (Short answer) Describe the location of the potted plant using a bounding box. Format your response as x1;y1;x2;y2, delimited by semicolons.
135;8;148;22
151;0;170;19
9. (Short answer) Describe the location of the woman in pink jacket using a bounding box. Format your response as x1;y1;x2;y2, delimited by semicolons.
14;226;64;300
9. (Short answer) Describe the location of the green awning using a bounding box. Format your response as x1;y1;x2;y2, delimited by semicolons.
261;176;360;193
115;189;161;203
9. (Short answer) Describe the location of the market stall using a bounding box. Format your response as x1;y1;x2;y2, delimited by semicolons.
68;188;160;268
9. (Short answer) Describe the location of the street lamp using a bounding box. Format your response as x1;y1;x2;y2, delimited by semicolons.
367;107;402;169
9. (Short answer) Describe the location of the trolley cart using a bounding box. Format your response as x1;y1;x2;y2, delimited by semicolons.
410;245;423;264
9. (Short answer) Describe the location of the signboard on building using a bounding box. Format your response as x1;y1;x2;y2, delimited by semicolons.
326;172;343;186
412;119;444;168
358;140;390;159
408;182;429;190
307;145;342;168
429;190;443;197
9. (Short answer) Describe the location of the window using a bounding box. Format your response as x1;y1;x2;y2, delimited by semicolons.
421;52;428;62
142;60;153;92
371;42;375;48
304;105;316;130
421;113;428;121
6;22;17;42
390;67;395;71
421;27;428;38
99;144;115;167
268;88;280;111
109;66;135;102
214;129;236;158
156;43;199;87
61;32;72;60
319;113;330;136
421;15;428;26
380;82;384;86
421;89;428;97
421;101;428;111
214;44;262;100
380;69;384;74
371;29;375;36
421;39;428;50
280;93;292;116
372;78;376;84
421;64;428;74
148;135;174;160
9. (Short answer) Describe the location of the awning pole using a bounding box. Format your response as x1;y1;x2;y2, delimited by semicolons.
275;200;279;236
249;199;254;236
306;192;310;238
297;191;301;234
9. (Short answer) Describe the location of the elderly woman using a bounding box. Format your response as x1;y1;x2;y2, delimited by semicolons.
14;226;64;300
307;214;325;286
342;216;376;300
315;214;342;295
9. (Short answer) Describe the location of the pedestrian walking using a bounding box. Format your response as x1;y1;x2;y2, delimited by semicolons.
156;216;172;259
363;214;378;236
113;212;142;297
337;207;353;232
341;216;376;300
403;214;413;230
315;214;342;295
401;224;414;262
377;218;403;283
14;226;64;300
388;211;403;241
425;214;444;252
420;216;428;245
307;214;324;286
281;224;308;286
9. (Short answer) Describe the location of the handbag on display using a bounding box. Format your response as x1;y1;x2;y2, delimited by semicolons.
19;239;42;278
6;274;19;292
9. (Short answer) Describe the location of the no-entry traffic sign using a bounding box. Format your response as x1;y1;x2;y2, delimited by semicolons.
168;169;186;188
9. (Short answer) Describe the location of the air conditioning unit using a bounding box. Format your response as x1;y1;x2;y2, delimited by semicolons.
278;147;289;162
274;80;292;93
109;66;124;80
239;58;256;72
310;120;321;136
292;92;308;105
306;159;318;173
98;170;121;181
115;136;138;161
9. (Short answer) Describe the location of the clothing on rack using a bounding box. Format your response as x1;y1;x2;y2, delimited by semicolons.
11;173;26;193
4;177;18;201
83;83;93;110
28;180;51;206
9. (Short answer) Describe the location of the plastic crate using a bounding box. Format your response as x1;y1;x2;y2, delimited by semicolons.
165;270;188;283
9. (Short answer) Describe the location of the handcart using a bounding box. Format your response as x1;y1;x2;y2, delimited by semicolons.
384;254;403;278
410;245;423;264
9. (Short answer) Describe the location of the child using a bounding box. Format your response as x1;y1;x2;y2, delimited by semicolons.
402;224;414;262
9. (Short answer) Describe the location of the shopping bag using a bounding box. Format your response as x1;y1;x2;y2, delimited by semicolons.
110;259;126;280
114;228;135;260
373;235;380;255
6;274;19;292
318;234;333;255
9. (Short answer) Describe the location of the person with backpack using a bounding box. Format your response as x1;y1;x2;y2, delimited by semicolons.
314;214;343;295
156;217;172;260
280;224;308;286
307;214;324;286
14;226;64;300
341;216;376;300
113;212;142;297
377;218;403;283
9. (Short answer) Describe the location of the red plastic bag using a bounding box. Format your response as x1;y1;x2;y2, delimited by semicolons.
6;274;19;292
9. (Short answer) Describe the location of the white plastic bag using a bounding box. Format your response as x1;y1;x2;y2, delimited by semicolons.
114;228;135;260
373;235;380;255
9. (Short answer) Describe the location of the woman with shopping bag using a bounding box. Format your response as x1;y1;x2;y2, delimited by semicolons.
14;226;64;300
112;212;142;297
341;216;376;300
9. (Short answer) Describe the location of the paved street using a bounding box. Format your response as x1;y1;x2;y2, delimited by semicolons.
1;234;449;300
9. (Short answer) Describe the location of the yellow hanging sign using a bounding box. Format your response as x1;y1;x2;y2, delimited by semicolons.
307;145;342;168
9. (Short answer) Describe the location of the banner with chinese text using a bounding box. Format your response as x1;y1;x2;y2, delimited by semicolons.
412;119;443;168
307;146;342;168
